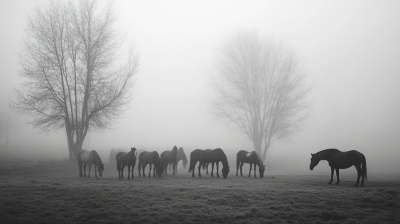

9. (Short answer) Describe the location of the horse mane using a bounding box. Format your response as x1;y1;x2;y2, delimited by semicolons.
178;147;187;161
92;150;103;165
315;148;340;160
253;151;263;167
215;148;229;166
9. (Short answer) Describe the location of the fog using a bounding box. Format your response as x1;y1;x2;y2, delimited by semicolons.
0;0;399;175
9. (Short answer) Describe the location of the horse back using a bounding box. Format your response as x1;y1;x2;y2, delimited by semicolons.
328;151;360;169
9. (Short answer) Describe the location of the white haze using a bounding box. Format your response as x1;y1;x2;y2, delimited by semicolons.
0;0;399;175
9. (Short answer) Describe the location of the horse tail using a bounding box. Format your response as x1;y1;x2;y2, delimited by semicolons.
236;152;239;171
362;154;367;179
116;152;121;171
77;149;83;177
188;153;194;172
138;155;142;170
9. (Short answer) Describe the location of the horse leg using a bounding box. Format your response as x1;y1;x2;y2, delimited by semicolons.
88;164;91;178
335;168;340;184
83;164;87;177
121;165;125;179
95;165;98;179
173;162;176;176
328;167;334;184
211;162;214;177
240;162;244;176
131;166;134;179
127;165;130;180
254;164;257;178
153;164;156;177
198;162;202;177
149;164;152;178
236;160;239;176
249;163;252;177
142;165;146;177
355;165;362;186
216;162;220;178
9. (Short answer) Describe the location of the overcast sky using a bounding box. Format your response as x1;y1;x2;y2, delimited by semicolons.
1;0;399;173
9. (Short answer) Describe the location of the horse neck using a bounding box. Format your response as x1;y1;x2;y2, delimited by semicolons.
254;152;263;167
220;153;229;168
94;152;102;166
178;150;187;161
317;149;337;161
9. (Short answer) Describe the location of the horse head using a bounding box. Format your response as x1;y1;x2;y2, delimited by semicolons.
222;166;230;179
131;147;137;156
98;163;104;177
309;153;319;170
156;163;164;178
178;147;188;168
182;159;188;169
259;165;265;178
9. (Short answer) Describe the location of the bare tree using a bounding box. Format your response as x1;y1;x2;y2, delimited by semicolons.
212;31;309;162
12;0;139;162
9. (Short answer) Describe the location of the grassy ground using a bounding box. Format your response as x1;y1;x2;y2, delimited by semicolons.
0;157;399;224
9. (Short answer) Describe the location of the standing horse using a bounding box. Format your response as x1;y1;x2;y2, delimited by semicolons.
236;150;265;178
116;147;137;180
138;151;164;178
188;148;230;178
78;149;104;178
310;148;367;186
161;146;178;176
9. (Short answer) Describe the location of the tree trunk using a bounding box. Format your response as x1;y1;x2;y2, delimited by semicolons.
252;136;262;157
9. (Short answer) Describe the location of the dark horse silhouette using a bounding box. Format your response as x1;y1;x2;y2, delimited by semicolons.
78;149;104;178
116;147;137;180
161;146;178;176
310;148;367;186
188;148;230;178
138;151;164;178
236;150;265;178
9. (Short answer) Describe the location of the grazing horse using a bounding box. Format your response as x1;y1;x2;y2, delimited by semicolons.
116;147;137;180
177;147;188;169
188;148;230;178
161;146;178;176
310;148;367;186
138;151;164;178
78;149;104;178
236;150;265;178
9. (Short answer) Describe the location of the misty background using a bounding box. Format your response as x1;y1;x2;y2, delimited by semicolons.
0;0;399;175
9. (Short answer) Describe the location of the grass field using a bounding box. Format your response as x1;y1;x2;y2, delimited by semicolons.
0;156;399;224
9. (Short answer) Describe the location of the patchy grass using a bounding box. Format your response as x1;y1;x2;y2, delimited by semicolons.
0;157;399;223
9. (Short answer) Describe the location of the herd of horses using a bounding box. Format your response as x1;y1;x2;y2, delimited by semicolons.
77;147;368;186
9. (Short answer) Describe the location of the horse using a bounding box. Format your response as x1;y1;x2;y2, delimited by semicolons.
236;150;265;178
188;148;230;178
310;148;367;186
161;146;178;176
138;151;164;178
78;149;104;178
177;147;188;170
116;147;137;180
